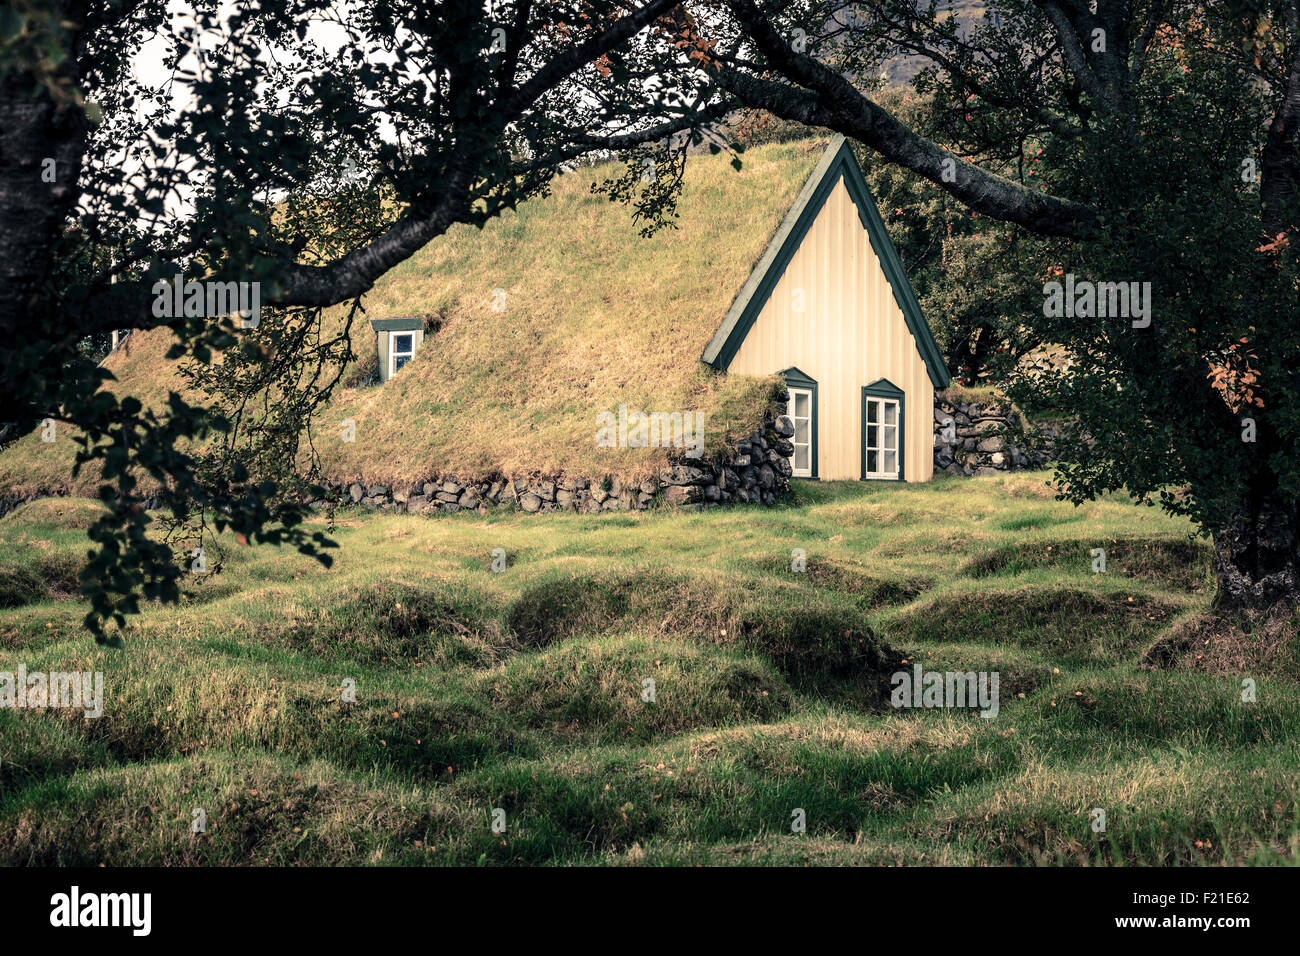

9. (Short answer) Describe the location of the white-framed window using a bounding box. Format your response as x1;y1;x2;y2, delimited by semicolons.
864;397;900;479
789;387;813;477
390;332;416;376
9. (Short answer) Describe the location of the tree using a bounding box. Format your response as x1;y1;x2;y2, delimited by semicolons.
701;0;1300;610
0;0;727;636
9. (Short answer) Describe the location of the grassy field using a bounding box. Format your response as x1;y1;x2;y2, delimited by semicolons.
1;473;1298;866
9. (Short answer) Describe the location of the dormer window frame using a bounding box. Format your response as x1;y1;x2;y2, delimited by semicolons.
861;378;906;482
780;367;819;480
390;332;415;377
369;316;425;384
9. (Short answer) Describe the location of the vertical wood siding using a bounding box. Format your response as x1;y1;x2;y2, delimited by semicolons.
728;178;935;481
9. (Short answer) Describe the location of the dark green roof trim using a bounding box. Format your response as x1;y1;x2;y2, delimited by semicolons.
863;376;905;398
701;136;951;390
370;317;424;332
781;365;817;388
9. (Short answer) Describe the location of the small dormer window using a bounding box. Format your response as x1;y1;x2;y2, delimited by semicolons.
369;317;425;383
391;333;415;376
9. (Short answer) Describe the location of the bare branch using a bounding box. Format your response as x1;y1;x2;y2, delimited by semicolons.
1131;0;1167;81
1032;0;1118;110
715;0;1098;237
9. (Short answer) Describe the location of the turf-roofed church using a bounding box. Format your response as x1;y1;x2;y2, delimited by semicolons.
361;134;950;488
701;135;949;482
0;136;950;511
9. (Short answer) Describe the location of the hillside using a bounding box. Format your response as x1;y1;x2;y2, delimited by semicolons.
0;139;831;497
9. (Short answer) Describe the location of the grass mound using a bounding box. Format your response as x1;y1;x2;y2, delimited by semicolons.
0;497;106;529
0;566;45;608
914;744;1300;865
98;640;532;776
961;536;1211;592
271;580;515;668
892;586;1178;665
0;710;115;791
750;554;932;608
474;634;793;745
505;569;896;685
1027;671;1300;748
0;498;102;606
0;603;87;649
902;642;1053;703
437;715;1013;862
0;752;458;866
0;555;83;607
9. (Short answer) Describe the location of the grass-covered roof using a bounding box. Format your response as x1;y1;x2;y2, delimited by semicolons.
1;138;829;495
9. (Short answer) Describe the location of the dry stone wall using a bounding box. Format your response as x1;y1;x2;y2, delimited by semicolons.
321;392;795;515
0;394;796;520
932;394;1058;476
0;389;1070;521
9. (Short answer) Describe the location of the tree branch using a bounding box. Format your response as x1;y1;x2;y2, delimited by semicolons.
1261;36;1300;237
715;0;1098;237
1033;0;1118;110
503;0;682;119
1130;0;1166;81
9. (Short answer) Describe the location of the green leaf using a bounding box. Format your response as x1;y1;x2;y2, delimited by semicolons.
0;8;24;42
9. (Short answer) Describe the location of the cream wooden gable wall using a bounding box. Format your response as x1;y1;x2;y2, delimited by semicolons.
726;176;935;482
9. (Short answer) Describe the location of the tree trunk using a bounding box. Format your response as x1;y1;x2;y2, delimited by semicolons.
1212;490;1300;610
949;321;997;384
0;74;86;423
